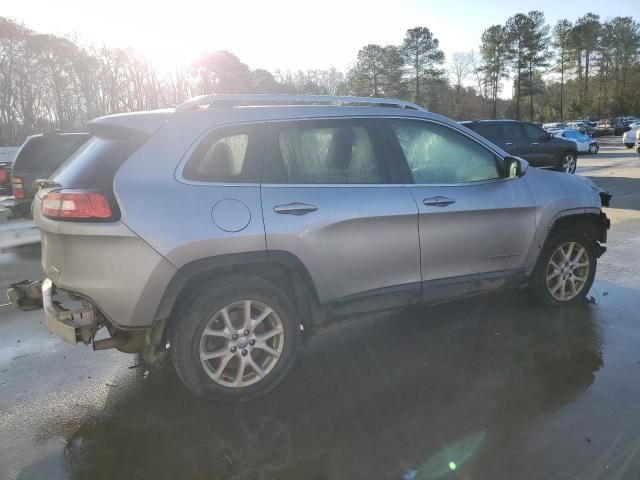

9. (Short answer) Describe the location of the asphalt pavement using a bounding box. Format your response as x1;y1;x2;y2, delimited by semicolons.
1;139;640;480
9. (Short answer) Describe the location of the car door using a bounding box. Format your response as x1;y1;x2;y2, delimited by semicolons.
501;122;530;160
384;118;538;303
261;118;421;312
522;122;556;167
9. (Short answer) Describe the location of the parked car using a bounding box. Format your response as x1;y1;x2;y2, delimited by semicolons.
462;119;580;173
11;131;91;218
553;129;599;154
0;161;11;195
622;121;640;148
621;116;639;126
568;120;598;137
543;122;570;131
597;117;628;136
8;95;611;402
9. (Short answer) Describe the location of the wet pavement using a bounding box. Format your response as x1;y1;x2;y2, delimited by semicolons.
1;142;640;480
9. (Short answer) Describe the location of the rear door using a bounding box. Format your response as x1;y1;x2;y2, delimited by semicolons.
261;118;421;311
384;118;537;302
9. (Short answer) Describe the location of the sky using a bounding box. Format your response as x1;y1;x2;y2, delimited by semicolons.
3;0;639;94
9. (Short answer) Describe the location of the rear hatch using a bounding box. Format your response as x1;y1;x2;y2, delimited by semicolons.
31;111;175;327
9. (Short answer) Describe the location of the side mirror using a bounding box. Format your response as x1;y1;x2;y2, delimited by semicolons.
547;131;554;140
505;156;528;178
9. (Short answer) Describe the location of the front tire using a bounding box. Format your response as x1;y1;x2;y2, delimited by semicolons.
169;275;300;402
557;151;577;174
625;143;634;149
529;231;597;306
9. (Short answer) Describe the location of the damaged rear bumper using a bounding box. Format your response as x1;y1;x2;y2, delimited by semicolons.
7;278;96;344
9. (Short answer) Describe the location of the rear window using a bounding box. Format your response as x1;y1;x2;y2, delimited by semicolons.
52;130;145;193
14;134;91;173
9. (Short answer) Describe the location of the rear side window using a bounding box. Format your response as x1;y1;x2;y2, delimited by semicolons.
183;125;262;183
502;123;525;139
388;119;501;184
14;134;90;173
471;123;502;139
265;120;388;184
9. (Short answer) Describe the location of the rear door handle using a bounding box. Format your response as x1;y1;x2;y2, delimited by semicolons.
423;196;456;207
273;202;318;215
530;142;540;146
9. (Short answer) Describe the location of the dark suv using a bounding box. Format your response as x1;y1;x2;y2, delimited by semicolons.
462;120;579;173
11;132;91;217
0;160;11;195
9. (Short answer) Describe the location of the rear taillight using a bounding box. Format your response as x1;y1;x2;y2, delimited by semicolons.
0;169;6;182
12;177;24;198
41;191;112;220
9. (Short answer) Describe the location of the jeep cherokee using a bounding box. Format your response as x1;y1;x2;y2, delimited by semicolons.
8;95;611;402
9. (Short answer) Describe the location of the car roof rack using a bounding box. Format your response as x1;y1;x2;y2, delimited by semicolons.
176;94;426;112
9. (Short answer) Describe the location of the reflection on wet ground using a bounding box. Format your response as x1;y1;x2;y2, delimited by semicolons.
12;285;638;480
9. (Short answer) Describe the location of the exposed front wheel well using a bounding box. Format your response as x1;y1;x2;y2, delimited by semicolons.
544;213;607;255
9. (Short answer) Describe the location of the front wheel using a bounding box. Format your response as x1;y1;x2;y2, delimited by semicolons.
625;144;634;149
588;144;599;154
170;275;301;402
528;231;597;306
558;152;577;174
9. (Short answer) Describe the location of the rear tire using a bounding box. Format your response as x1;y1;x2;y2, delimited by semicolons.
625;144;634;149
169;275;300;402
528;230;597;306
557;151;577;174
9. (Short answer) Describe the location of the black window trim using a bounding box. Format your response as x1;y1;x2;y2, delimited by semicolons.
381;117;509;186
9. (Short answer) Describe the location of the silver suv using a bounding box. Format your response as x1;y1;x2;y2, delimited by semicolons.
10;95;611;402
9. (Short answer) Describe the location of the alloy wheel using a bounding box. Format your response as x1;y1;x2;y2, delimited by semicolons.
562;154;576;173
199;300;285;388
545;241;590;302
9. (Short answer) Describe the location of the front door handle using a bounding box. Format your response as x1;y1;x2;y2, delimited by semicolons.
423;196;456;207
273;202;318;215
505;142;513;147
530;142;540;146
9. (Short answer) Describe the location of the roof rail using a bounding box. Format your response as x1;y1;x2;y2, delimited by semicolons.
176;94;426;112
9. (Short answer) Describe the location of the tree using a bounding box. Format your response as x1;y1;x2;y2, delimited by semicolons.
400;27;445;106
553;20;573;120
448;51;474;118
354;44;385;95
572;13;601;109
191;50;252;94
479;25;511;118
522;11;550;121
506;13;529;119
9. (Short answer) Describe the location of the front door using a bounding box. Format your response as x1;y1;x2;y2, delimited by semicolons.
384;118;538;302
261;118;421;311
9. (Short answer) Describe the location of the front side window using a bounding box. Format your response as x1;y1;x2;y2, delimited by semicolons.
268;120;387;184
523;124;546;141
183;127;261;182
389;120;501;185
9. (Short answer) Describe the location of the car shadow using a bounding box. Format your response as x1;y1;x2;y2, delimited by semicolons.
22;291;605;480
